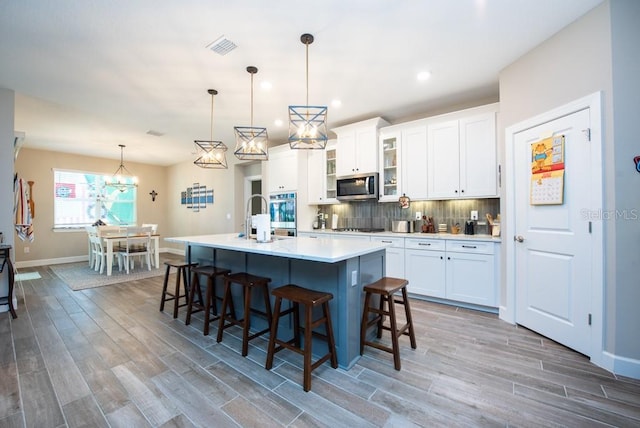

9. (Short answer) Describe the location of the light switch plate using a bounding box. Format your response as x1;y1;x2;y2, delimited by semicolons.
471;210;478;220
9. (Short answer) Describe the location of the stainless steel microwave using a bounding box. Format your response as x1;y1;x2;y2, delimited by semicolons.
336;173;379;201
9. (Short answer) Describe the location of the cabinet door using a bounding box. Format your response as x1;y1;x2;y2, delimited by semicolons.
459;112;497;197
401;125;428;200
405;249;446;297
427;120;460;199
336;131;357;176
445;252;496;306
372;236;405;278
379;132;400;201
355;127;378;173
307;149;325;204
268;148;297;193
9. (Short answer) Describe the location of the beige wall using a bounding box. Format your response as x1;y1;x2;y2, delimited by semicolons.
14;148;169;263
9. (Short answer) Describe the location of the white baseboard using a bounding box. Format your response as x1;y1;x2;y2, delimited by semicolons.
14;248;179;269
600;351;640;380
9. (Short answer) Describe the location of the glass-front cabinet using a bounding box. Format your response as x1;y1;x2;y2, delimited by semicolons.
379;131;400;201
326;145;337;199
308;139;338;204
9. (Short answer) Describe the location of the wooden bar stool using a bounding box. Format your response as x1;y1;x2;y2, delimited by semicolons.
360;277;417;370
265;284;338;392
185;265;231;335
160;261;197;319
216;272;272;357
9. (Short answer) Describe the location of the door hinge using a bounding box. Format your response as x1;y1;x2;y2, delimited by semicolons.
589;221;592;233
582;128;591;142
588;313;592;325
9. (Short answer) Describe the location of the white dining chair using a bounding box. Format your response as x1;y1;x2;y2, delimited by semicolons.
117;226;152;274
141;224;158;267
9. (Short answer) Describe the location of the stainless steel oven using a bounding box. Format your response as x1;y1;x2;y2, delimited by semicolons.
269;192;297;236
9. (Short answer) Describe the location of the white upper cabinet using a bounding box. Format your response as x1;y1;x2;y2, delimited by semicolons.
427;106;498;199
267;145;300;193
307;140;338;204
378;122;428;202
333;117;389;177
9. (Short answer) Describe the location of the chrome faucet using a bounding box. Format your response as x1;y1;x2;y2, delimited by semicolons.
245;194;268;239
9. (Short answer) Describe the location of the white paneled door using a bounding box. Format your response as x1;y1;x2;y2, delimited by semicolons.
513;108;592;356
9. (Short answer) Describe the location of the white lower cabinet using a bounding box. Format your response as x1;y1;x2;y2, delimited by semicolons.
405;237;498;308
405;238;446;297
371;236;405;279
445;240;496;307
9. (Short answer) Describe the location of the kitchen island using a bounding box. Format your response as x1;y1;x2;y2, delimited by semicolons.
165;234;389;369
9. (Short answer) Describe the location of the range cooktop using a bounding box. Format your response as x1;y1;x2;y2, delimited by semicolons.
333;228;386;233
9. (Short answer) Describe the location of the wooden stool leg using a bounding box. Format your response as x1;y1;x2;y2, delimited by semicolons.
360;291;372;355
203;276;213;336
241;285;252;357
185;272;200;325
323;302;338;368
303;304;313;392
377;294;385;339
265;296;282;370
387;293;401;370
181;266;190;307
293;302;301;347
160;264;171;312
216;279;232;343
262;283;273;326
172;268;182;318
402;287;417;349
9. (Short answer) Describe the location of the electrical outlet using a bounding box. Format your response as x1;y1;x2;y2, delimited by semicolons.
24;247;30;253
470;210;478;220
415;211;422;220
351;270;358;286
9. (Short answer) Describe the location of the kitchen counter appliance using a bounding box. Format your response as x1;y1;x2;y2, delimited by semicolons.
391;220;417;233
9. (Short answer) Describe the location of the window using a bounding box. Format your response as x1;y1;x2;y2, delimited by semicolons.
54;169;137;228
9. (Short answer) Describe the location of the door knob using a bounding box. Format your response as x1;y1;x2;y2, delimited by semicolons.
514;235;525;243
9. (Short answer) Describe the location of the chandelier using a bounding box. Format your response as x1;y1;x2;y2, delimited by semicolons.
234;66;269;160
105;144;138;192
288;33;328;149
194;89;228;169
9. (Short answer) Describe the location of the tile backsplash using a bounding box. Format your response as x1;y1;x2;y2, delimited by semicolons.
315;198;500;234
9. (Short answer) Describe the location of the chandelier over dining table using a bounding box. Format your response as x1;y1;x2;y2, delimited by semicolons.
105;144;138;192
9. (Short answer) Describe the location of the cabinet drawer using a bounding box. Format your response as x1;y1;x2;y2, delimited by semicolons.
446;240;494;255
405;238;445;251
371;236;404;248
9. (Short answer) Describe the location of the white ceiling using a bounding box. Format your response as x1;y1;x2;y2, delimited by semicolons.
0;0;602;166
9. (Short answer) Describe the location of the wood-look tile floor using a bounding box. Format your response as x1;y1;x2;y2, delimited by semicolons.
1;263;639;427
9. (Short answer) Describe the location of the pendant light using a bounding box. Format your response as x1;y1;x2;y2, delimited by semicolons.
288;33;328;150
234;66;269;160
194;89;228;169
105;144;138;192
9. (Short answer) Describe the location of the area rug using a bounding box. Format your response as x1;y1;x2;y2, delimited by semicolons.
51;258;169;291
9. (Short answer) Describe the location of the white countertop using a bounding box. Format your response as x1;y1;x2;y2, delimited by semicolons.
298;229;502;243
165;233;390;263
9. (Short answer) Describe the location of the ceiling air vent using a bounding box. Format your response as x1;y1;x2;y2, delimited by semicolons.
146;130;164;137
206;35;237;56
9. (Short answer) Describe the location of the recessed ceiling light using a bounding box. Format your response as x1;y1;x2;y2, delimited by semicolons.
260;81;272;91
331;99;342;108
274;119;283;127
417;71;432;81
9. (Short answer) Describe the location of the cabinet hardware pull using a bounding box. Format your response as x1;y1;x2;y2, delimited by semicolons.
381;240;392;243
462;245;477;249
418;243;431;246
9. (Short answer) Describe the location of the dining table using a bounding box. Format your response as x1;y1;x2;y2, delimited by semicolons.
96;233;160;276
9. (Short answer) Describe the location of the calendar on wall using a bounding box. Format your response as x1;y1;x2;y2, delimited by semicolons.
530;135;565;205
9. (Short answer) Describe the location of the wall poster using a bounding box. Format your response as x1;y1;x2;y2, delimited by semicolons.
530;135;565;205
